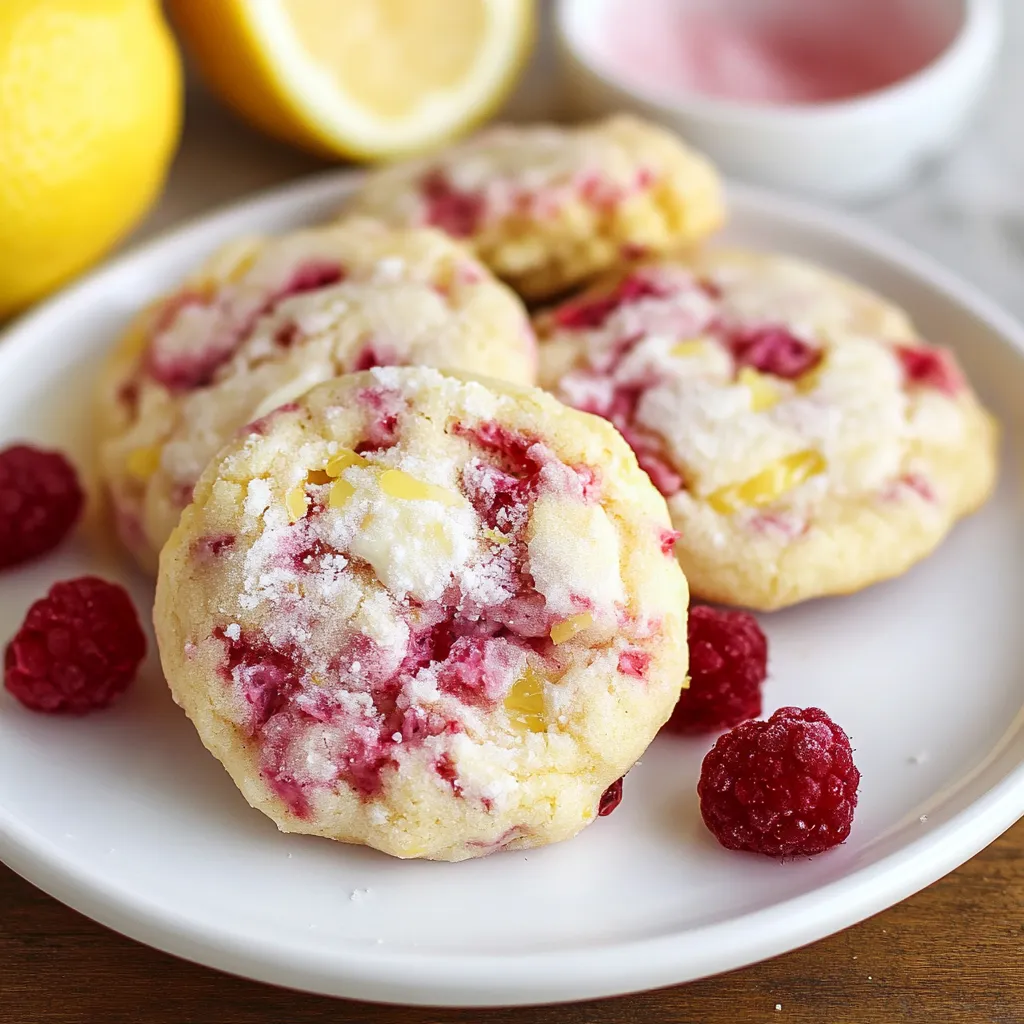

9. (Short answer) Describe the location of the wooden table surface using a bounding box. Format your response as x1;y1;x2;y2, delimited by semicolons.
2;818;1022;1024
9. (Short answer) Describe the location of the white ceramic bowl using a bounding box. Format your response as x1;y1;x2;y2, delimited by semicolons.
556;0;1003;201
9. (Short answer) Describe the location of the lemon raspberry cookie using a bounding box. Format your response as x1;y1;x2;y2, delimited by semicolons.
154;367;688;861
345;115;724;300
97;218;536;573
537;249;998;610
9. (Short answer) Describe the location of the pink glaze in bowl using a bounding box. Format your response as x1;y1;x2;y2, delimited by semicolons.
557;0;1003;200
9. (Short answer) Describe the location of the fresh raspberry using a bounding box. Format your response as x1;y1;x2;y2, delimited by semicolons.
0;444;84;570
731;326;822;380
698;707;860;858
665;605;767;734
4;577;147;714
598;777;624;816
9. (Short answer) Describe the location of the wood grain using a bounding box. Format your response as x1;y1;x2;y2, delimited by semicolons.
2;820;1022;1024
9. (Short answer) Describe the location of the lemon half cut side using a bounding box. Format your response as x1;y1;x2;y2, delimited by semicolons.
170;0;536;161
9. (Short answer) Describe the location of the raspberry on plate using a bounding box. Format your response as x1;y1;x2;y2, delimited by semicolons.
698;706;860;858
4;577;147;714
0;444;84;569
664;605;767;734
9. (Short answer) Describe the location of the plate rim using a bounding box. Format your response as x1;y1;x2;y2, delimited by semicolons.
1;169;1023;1007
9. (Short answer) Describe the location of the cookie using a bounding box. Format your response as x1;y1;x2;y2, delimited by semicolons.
345;114;724;300
536;249;999;610
153;367;688;861
97;218;536;573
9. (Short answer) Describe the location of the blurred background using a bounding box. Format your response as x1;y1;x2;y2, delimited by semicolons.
1;0;1021;321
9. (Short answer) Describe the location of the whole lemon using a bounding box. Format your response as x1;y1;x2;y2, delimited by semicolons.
0;0;182;317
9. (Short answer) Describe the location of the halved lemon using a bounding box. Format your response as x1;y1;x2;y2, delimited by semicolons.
169;0;535;160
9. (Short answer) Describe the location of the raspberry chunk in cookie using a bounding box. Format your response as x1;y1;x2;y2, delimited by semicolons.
664;605;767;735
5;577;146;714
698;706;860;858
0;444;84;570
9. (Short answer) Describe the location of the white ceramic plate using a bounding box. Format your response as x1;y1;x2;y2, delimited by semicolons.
0;173;1022;1008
